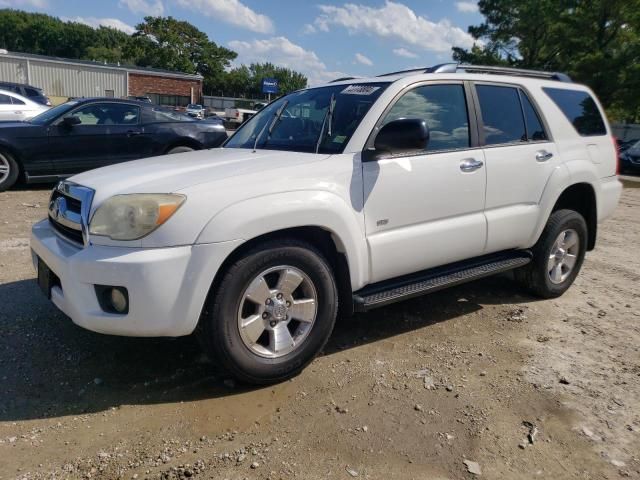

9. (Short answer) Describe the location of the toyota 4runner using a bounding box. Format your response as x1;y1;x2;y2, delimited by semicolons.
31;64;623;384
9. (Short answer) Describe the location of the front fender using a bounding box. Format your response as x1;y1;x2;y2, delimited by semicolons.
195;190;369;289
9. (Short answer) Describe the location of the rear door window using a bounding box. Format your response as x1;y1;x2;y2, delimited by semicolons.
0;93;11;105
476;85;526;145
520;91;547;141
11;96;25;105
543;87;606;136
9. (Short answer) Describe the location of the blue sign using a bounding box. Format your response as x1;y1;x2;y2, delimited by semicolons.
262;78;279;94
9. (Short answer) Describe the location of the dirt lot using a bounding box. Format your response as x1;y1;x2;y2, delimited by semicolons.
1;180;639;480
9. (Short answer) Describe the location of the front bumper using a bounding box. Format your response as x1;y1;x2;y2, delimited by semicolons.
30;219;242;337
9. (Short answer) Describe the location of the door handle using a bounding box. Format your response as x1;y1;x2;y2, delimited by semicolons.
126;130;141;137
460;158;484;172
536;150;553;162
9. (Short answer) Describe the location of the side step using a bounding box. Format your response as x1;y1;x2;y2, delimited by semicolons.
353;250;531;312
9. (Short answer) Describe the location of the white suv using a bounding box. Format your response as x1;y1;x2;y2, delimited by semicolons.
30;64;622;384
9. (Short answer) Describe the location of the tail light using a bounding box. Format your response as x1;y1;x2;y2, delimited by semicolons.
612;136;620;175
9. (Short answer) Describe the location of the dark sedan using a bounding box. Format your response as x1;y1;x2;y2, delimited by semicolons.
620;139;640;174
0;98;227;191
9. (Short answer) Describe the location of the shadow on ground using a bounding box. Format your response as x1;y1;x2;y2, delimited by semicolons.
0;273;538;422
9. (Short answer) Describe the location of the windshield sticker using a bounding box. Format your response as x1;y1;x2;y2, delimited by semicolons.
341;85;381;96
333;135;347;144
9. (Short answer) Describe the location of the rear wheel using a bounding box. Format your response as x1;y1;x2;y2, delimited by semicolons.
516;209;587;298
0;150;19;192
199;239;338;384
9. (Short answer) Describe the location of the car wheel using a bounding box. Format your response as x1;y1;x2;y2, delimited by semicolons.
515;209;587;298
167;146;195;154
199;239;338;384
0;149;20;192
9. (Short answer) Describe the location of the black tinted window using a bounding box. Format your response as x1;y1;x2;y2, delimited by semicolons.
543;87;606;136
382;84;470;152
477;85;526;145
0;93;10;105
520;91;547;141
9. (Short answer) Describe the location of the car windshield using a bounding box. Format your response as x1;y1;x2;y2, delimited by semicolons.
628;139;640;154
150;107;197;122
29;101;79;125
225;82;389;154
187;104;202;109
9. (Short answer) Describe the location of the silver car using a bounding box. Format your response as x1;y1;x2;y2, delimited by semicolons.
0;88;49;121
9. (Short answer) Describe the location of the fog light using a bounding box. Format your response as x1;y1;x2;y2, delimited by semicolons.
110;288;128;314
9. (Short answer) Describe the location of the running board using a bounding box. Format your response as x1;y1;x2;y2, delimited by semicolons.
353;250;531;312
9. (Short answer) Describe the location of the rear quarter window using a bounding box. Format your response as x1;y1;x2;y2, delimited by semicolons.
543;87;606;136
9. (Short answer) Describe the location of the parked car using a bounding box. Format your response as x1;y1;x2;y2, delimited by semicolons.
127;95;152;103
224;107;257;127
186;104;205;119
30;64;621;384
0;88;49;121
0;81;51;106
620;139;640;174
0;98;227;191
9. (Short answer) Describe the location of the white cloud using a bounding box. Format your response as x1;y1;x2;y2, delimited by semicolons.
354;52;373;66
302;23;316;34
66;16;136;35
228;36;349;86
175;0;273;34
455;1;478;13
119;0;164;16
393;47;418;58
314;1;475;53
0;0;47;7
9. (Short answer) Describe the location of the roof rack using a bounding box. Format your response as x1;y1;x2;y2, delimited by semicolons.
377;62;572;82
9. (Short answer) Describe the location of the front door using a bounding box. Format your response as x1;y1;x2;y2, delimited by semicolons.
362;82;487;283
48;102;143;174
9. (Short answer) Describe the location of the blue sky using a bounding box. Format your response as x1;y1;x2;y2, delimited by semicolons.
0;0;484;84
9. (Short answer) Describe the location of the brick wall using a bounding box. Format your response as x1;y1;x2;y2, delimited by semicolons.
128;73;202;102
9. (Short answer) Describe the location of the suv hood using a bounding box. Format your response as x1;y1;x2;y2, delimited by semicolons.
70;148;329;204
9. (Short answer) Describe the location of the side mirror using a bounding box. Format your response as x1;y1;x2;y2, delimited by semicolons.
62;115;81;127
366;118;429;160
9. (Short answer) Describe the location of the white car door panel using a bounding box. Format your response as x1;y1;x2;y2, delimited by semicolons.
362;83;487;283
474;83;559;253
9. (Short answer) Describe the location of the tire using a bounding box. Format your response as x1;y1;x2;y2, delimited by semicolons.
515;209;587;298
167;146;195;155
199;239;338;384
0;149;20;192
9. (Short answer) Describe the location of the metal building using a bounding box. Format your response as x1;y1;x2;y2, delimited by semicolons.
0;50;203;106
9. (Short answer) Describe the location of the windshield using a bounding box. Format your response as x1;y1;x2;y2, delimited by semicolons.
150;107;197;122
225;82;389;154
30;102;78;125
187;104;202;109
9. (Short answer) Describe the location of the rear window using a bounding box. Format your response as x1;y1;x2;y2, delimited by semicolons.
543;87;606;136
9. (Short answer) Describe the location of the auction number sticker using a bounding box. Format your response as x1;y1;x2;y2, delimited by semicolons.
341;85;381;95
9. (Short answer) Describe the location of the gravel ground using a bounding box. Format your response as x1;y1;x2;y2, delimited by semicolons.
0;179;639;480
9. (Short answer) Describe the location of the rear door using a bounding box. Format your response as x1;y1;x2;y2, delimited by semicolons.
362;82;487;283
0;93;16;120
474;83;559;253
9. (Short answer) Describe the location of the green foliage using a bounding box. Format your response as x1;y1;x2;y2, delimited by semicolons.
0;9;308;100
453;0;640;122
210;62;307;97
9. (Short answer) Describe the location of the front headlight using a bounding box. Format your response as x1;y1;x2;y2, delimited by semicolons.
89;194;185;240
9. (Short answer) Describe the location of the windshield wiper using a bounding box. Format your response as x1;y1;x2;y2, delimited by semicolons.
315;93;336;154
253;100;289;152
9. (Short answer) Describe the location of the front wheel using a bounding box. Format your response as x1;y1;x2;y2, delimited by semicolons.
0;150;19;192
515;209;587;298
199;239;338;384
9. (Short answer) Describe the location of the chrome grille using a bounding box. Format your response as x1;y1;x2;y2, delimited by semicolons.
48;181;95;246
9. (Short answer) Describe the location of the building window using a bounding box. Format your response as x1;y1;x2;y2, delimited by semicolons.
157;95;190;107
105;90;115;98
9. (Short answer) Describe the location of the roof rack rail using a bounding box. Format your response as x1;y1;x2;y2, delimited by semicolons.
456;64;572;82
376;63;572;82
329;76;360;83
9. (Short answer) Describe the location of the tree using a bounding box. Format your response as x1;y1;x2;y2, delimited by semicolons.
453;0;640;122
